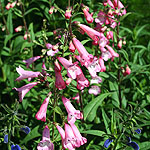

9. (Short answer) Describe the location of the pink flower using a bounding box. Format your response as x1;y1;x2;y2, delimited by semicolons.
76;73;89;90
72;93;80;104
69;41;76;53
78;23;101;42
106;31;113;40
37;126;54;150
100;47;112;61
65;7;72;19
72;37;93;63
118;39;122;49
13;82;38;102
113;0;126;15
105;45;119;60
15;66;40;81
47;44;59;56
99;33;108;48
122;65;131;76
70;123;87;147
49;6;55;14
15;26;23;32
23;56;41;68
46;43;53;49
54;61;66;90
95;11;106;25
66;78;72;86
58;57;82;79
81;4;93;23
99;57;106;72
35;96;50;122
89;86;101;95
62;96;83;124
10;1;16;8
6;3;11;10
90;76;102;84
24;32;30;40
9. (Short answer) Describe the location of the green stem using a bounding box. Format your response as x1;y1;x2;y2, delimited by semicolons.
7;118;12;150
79;91;84;122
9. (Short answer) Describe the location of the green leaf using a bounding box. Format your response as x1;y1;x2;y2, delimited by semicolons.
138;142;150;150
29;23;35;41
7;10;13;34
81;130;105;137
119;49;129;63
84;93;111;122
24;8;40;16
20;125;41;144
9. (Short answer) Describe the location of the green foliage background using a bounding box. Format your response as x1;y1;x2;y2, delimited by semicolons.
0;0;150;149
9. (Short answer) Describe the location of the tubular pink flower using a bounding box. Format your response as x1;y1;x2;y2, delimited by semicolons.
89;86;101;95
69;41;76;53
64;124;76;150
78;24;101;42
15;66;40;81
70;123;87;147
95;11;106;25
99;33;108;48
13;82;38;102
107;0;115;9
123;65;131;76
76;73;89;90
56;125;66;149
106;45;119;60
58;57;82;79
113;0;126;15
117;40;122;49
62;96;83;124
35;96;50;122
10;1;16;8
106;31;113;40
100;47;112;61
6;3;11;10
37;126;54;150
81;5;93;23
49;6;55;14
72;37;93;63
86;57;101;77
99;57;106;72
23;56;41;68
90;76;102;84
54;65;66;90
46;43;53;49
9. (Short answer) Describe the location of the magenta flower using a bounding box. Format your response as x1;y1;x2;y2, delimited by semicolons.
113;0;126;15
6;3;11;10
72;37;93;63
37;126;54;150
69;41;76;53
78;23;101;42
15;66;40;81
35;96;50;122
81;4;93;23
106;31;113;40
54;61;66;90
65;7;72;19
23;56;41;68
72;93;80;104
13;82;38;102
76;72;89;90
62;96;83;124
70;123;87;147
95;11;106;25
89;86;101;95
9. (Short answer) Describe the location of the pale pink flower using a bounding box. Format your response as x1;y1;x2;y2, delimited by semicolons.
89;86;101;95
54;62;66;90
107;0;115;9
113;0;126;15
15;66;40;81
47;44;59;56
66;78;72;86
99;57;106;72
90;76;102;84
62;96;83;124
86;57;101;77
23;56;41;68
15;26;23;32
13;82;38;102
72;37;93;63
95;11;106;25
99;33;108;48
65;7;72;19
46;43;53;49
72;93;80;104
37;126;54;150
81;4;93;23
100;47;112;61
69;41;76;53
70;123;87;147
6;3;11;10
10;1;17;8
35;96;50;122
78;23;101;42
106;45;119;60
58;57;82;79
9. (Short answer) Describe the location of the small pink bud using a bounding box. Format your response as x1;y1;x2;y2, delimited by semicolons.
49;6;55;14
123;65;131;76
15;26;23;32
69;41;76;53
6;3;11;10
66;78;72;86
24;32;30;40
118;40;122;49
123;40;126;45
65;7;72;19
10;1;16;8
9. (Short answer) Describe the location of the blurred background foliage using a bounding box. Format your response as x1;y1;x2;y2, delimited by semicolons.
0;0;150;149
